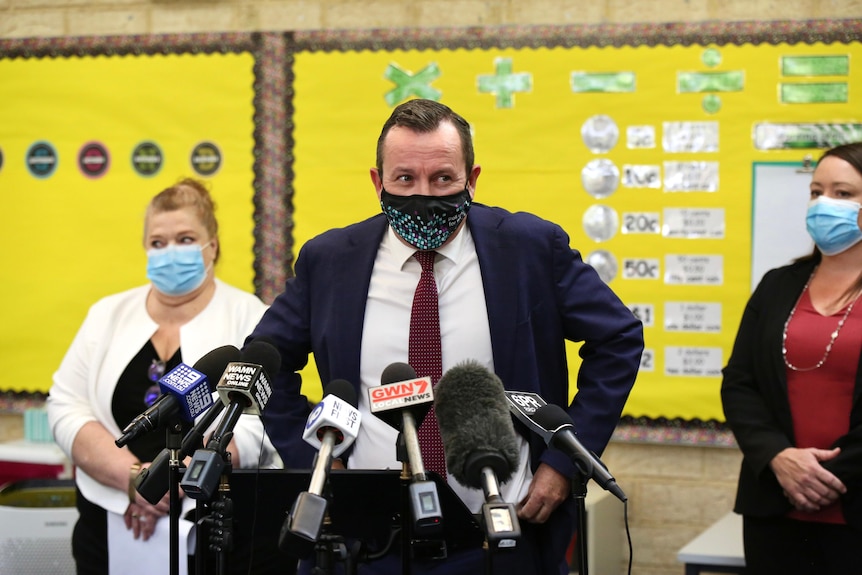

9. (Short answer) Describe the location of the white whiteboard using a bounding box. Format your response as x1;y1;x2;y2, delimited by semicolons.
751;162;814;292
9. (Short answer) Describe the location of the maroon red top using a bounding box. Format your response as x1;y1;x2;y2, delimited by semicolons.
785;288;861;524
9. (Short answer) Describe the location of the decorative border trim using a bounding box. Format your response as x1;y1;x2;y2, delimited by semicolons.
291;19;862;52
615;416;735;446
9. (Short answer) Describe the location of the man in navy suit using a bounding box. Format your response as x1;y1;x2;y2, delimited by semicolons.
250;99;643;574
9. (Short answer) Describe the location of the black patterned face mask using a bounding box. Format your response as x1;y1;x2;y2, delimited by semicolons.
380;188;472;250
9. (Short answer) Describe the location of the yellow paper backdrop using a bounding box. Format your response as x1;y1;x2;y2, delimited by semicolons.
291;42;862;420
0;52;258;393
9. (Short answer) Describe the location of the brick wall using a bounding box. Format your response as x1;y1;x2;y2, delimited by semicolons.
3;1;859;572
2;0;862;38
603;442;742;574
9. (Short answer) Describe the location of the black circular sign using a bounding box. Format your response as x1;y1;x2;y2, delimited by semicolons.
132;141;164;177
78;142;110;178
26;142;58;179
190;141;222;177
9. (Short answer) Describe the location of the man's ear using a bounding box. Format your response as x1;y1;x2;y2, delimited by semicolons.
370;167;383;200
467;164;481;199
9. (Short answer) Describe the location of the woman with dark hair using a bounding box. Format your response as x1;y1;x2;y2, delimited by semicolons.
722;142;862;574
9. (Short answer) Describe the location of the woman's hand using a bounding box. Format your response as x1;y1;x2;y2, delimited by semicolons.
771;447;846;512
124;462;172;540
123;502;160;541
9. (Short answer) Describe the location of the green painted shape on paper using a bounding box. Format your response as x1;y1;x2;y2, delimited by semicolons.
780;83;848;104
753;123;862;150
678;71;744;93
781;55;849;77
701;48;722;68
383;62;442;107
570;72;636;93
477;57;532;108
702;94;722;114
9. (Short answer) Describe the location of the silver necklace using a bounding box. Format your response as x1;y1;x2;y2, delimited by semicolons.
782;268;859;372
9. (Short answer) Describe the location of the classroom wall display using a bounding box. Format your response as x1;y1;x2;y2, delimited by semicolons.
288;21;862;427
0;34;292;395
2;21;860;434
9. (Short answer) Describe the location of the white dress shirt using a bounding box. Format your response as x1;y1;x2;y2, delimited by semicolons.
349;224;533;513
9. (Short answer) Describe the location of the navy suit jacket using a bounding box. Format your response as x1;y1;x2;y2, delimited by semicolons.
252;203;643;481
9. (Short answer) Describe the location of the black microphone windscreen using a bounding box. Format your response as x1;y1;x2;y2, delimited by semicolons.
433;360;520;488
324;379;358;407
533;403;573;433
241;339;282;376
381;362;417;385
193;345;242;392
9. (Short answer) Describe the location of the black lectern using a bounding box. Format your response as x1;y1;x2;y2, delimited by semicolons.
224;468;483;575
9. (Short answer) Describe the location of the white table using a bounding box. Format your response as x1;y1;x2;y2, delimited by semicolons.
677;512;745;575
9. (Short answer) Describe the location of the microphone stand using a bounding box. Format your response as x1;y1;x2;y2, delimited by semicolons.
166;421;185;575
192;450;234;575
211;458;234;575
572;469;589;575
311;516;351;575
397;435;413;575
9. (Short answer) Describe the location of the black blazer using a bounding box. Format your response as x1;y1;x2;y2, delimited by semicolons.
721;257;862;527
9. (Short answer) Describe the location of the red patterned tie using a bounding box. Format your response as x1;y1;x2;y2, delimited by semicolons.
409;250;447;478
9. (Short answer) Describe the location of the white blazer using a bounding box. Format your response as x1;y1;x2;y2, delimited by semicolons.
47;279;279;514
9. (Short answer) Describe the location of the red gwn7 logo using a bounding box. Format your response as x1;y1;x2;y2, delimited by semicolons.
369;379;429;402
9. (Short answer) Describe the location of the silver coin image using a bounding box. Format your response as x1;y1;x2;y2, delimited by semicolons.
582;204;619;242
581;114;619;153
581;159;620;198
585;249;618;284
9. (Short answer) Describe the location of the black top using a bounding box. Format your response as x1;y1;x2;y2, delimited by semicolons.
111;340;183;462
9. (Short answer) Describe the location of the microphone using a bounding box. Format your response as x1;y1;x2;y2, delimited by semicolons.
280;380;361;558
368;362;443;537
503;390;553;443
132;345;241;503
207;338;280;452
434;360;521;549
533;404;627;502
181;340;280;501
215;339;279;417
301;379;361;459
115;345;240;448
369;362;434;475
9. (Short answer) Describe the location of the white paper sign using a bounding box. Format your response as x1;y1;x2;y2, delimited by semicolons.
628;303;655;327
664;346;723;377
662;208;725;239
639;348;656;372
662;121;719;153
626;125;656;149
664;161;719;192
664;254;723;285
623;258;661;280
664;302;722;332
622;164;661;188
622;212;660;234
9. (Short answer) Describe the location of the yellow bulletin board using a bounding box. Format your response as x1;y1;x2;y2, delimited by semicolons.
0;34;289;395
290;23;862;423
4;22;862;430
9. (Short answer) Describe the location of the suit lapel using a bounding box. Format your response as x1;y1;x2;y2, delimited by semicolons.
328;216;388;384
468;206;519;387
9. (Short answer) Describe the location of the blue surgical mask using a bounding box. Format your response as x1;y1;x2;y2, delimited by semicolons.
146;243;210;296
806;196;862;256
380;188;472;250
